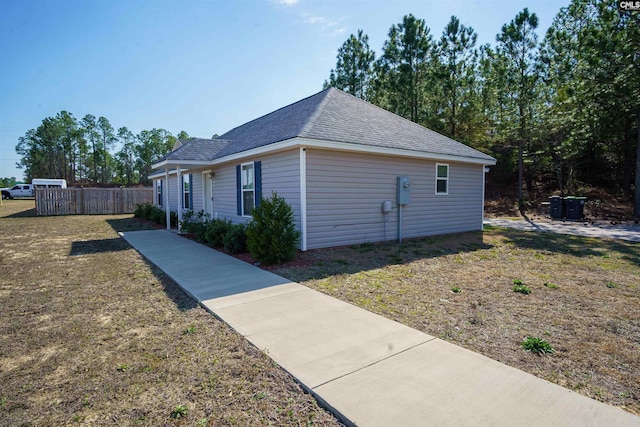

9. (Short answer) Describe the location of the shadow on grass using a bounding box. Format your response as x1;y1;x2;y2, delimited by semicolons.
0;199;37;218
491;226;640;266
148;268;200;311
273;231;494;282
106;217;158;233
70;238;131;256
2;207;37;218
105;217;198;311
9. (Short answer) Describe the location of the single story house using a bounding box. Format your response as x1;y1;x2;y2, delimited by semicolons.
150;87;496;250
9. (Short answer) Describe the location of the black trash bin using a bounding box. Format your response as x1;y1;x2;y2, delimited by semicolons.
564;196;577;219
549;196;563;219
564;196;587;220
575;196;587;219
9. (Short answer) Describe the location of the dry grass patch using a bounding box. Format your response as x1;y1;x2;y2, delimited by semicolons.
273;227;640;416
0;200;341;426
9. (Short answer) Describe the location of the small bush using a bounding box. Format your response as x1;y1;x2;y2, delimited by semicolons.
223;223;247;254
150;207;164;225
544;282;559;289
134;203;177;228
522;336;554;355
246;192;300;265
181;210;211;241
513;279;524;286
170;210;178;228
179;210;195;230
133;203;156;220
513;285;532;295
606;282;617;289
133;203;151;219
205;219;232;247
451;286;462;293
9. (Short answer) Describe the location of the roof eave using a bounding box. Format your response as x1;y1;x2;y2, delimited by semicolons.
152;137;496;173
296;137;497;165
151;159;215;170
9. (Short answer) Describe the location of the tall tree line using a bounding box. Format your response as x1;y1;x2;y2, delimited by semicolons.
16;112;189;186
324;0;640;215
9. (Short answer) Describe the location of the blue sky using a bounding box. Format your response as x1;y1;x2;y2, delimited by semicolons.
0;0;569;181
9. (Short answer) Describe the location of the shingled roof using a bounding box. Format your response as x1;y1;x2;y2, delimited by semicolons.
157;137;230;162
155;88;495;166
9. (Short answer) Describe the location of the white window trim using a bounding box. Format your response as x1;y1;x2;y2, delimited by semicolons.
182;174;191;210
241;162;255;217
435;163;449;195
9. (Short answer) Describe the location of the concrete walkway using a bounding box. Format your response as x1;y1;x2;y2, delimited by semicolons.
121;230;640;427
485;218;640;242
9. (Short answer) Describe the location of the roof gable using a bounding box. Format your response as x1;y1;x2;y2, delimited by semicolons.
302;89;493;161
159;138;230;162
154;88;495;167
216;89;330;157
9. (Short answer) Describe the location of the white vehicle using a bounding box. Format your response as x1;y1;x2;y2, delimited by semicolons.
1;184;34;199
32;178;67;189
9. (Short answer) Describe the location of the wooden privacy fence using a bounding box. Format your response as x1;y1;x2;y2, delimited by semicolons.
35;188;153;216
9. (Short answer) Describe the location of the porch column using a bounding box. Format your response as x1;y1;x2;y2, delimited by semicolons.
482;166;490;230
164;167;170;230
176;165;182;232
299;146;307;251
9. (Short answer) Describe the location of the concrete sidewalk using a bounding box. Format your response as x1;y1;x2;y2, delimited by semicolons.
121;230;640;427
485;218;640;242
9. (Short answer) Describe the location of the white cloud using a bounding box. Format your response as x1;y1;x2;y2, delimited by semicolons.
304;15;326;25
331;27;347;37
271;0;299;6
301;12;347;38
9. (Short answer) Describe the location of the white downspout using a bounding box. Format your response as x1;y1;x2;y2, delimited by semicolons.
164;167;170;230
201;171;207;214
299;147;307;251
176;165;182;232
482;166;489;230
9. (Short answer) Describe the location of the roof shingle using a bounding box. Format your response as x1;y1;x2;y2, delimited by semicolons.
156;88;495;165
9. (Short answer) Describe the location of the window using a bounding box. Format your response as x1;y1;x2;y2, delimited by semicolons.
156;180;163;206
182;174;191;209
241;163;254;216
236;161;261;217
436;163;449;195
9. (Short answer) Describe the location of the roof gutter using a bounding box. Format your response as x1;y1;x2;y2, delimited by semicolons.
151;159;216;170
294;137;497;166
150;137;496;172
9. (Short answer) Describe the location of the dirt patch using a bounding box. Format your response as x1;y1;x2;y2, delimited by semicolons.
272;229;640;416
0;200;341;426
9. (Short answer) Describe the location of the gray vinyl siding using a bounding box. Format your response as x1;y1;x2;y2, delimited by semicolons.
168;175;179;211
211;164;238;220
305;149;484;250
155;172;203;213
261;150;301;232
191;173;203;213
208;149;302;232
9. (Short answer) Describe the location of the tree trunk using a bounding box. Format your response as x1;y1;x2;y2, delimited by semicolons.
518;139;523;209
623;116;633;195
634;107;640;218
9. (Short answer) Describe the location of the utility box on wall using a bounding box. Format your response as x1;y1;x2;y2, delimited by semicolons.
397;176;410;205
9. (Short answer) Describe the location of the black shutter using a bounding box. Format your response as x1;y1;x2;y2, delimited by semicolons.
254;161;262;208
236;165;242;216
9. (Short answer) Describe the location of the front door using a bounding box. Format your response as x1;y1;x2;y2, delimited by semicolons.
204;172;214;216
